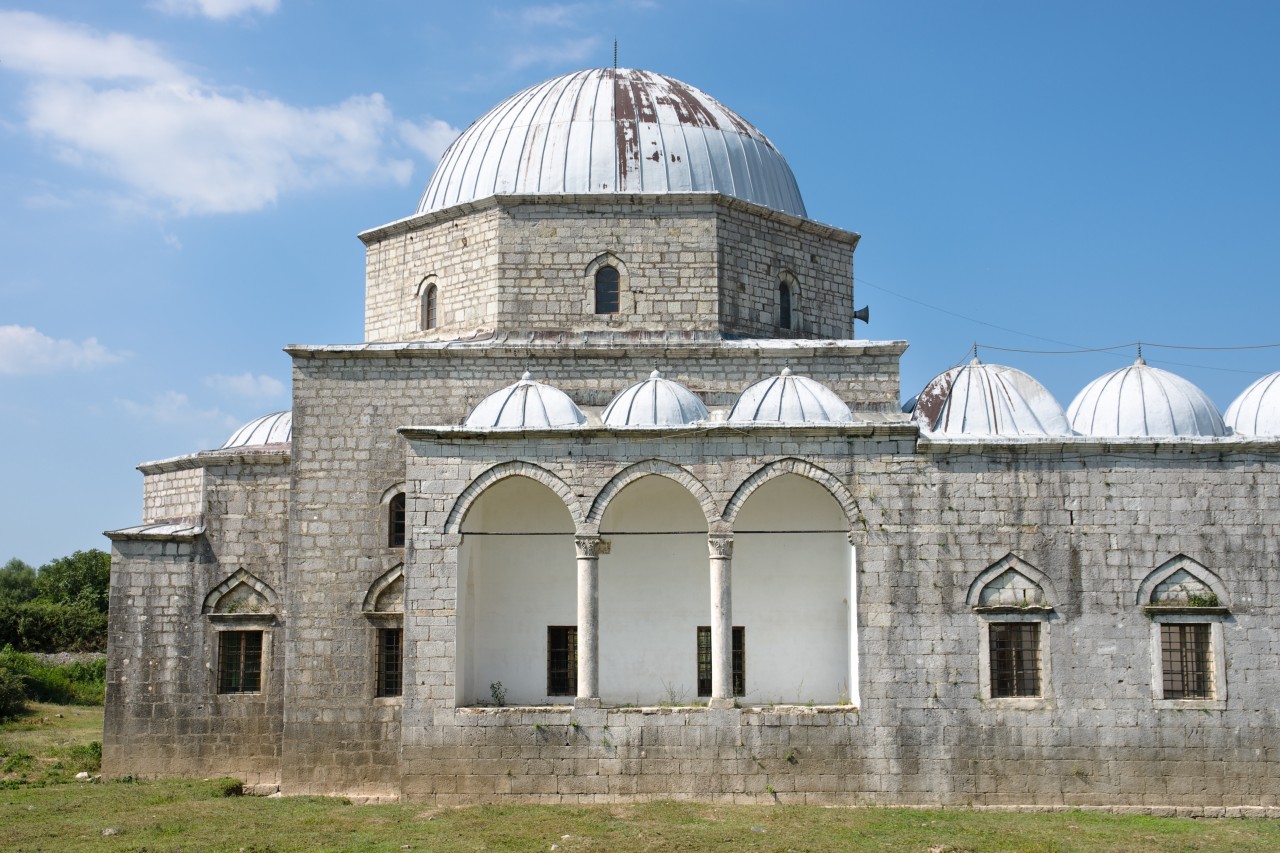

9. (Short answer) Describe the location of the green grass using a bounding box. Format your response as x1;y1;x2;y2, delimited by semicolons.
3;707;1279;851
0;702;102;787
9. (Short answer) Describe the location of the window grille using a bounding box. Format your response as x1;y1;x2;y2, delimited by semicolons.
696;626;745;697
388;493;406;548
1161;623;1212;699
547;626;577;695
989;622;1040;698
594;267;620;314
376;627;403;697
218;630;263;693
779;281;792;329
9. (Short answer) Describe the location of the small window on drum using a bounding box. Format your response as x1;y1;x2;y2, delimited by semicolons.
421;285;438;330
594;266;620;314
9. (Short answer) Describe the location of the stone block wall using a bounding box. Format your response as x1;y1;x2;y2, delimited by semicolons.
140;462;203;523
359;195;859;344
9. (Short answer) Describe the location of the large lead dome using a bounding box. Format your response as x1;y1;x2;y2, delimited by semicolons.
418;68;807;217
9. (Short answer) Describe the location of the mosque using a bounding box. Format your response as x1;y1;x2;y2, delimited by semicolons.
104;68;1280;808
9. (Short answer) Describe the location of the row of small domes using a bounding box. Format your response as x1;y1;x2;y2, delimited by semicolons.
219;360;1280;449
912;357;1280;438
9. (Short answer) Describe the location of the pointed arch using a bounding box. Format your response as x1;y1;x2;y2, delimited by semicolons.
723;458;858;530
584;252;629;316
363;563;404;613
1137;554;1228;607
202;568;278;615
444;461;584;534
586;460;718;532
967;554;1057;608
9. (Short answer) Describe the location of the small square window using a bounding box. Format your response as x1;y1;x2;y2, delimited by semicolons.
696;626;745;697
1161;622;1212;700
377;627;403;698
989;622;1040;698
547;626;577;696
218;630;263;694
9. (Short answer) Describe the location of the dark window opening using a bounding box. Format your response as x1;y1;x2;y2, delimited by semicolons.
388;493;406;549
218;630;263;694
779;282;792;329
1161;623;1212;699
377;627;403;698
990;622;1040;698
422;285;438;330
547;626;577;696
697;625;745;697
594;266;620;314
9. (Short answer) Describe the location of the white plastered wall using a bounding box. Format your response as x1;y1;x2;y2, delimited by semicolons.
733;474;850;704
598;476;708;705
458;476;575;705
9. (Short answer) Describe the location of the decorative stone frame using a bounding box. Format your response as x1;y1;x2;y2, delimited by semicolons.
364;564;405;702
584;253;630;319
1139;555;1229;709
203;569;278;697
968;554;1056;708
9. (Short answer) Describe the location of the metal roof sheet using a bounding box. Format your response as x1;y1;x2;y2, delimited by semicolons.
418;68;806;217
728;368;852;424
913;359;1072;437
221;410;292;449
1224;371;1280;436
602;369;708;426
1067;358;1225;437
464;372;587;429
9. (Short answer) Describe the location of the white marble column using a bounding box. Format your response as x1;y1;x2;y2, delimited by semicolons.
708;534;734;703
575;535;601;702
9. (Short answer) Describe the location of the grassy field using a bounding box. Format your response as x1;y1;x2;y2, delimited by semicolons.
3;705;1279;852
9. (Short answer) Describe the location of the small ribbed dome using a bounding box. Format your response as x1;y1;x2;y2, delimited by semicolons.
1224;372;1280;435
603;370;708;426
419;68;806;217
465;372;586;429
728;368;852;424
913;359;1071;436
221;411;291;449
1067;358;1225;437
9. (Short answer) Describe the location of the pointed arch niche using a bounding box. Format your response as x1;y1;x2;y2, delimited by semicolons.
457;475;576;706
596;473;710;705
968;554;1055;704
203;568;278;621
731;471;852;705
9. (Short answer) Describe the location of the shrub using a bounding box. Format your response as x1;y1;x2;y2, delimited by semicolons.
0;647;106;706
0;600;107;653
0;662;26;722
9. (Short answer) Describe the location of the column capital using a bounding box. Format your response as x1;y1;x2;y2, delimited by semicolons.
707;533;734;559
575;535;603;559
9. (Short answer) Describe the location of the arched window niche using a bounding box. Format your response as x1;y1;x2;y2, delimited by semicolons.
585;253;628;316
968;554;1056;705
416;276;438;331
778;272;800;332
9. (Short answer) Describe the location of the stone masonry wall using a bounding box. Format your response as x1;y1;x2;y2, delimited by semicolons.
141;464;203;523
360;195;859;344
105;457;290;788
388;431;1280;806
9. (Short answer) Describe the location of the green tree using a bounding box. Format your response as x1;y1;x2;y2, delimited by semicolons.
35;549;111;613
0;558;38;605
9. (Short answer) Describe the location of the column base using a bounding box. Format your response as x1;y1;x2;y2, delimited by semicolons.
707;697;737;710
573;697;602;709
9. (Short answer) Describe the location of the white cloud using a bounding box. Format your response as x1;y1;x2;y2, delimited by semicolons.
205;372;286;398
153;0;280;20
116;390;240;430
508;36;603;71
399;118;462;162
0;11;426;215
0;325;126;375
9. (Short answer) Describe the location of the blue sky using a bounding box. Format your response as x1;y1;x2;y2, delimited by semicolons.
2;1;1278;565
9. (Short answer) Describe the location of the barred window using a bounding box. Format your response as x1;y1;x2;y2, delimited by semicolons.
388;493;406;549
1161;623;1212;699
218;630;263;694
547;626;577;696
696;626;745;697
594;266;620;314
989;622;1040;698
376;627;403;698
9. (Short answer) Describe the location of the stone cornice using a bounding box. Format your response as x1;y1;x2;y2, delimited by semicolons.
357;192;859;247
400;421;918;442
919;435;1280;457
137;446;291;474
285;337;909;360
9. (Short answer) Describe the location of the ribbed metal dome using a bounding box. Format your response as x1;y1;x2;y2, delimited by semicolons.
728;368;851;424
465;372;586;429
221;411;291;449
1067;358;1225;437
913;359;1071;437
419;68;806;217
602;370;708;426
1224;371;1280;436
